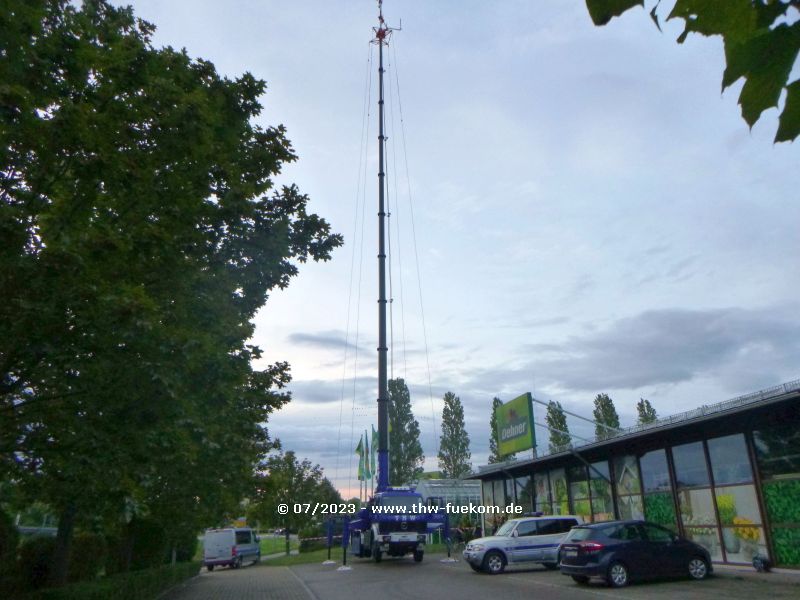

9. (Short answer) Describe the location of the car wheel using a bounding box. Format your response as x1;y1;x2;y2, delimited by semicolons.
607;561;629;587
413;550;424;562
688;556;709;580
207;565;214;572
571;575;589;585
372;542;382;563
482;551;506;575
543;562;558;570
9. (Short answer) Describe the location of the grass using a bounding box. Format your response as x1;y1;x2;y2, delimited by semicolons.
259;535;299;555
261;548;331;567
194;533;299;561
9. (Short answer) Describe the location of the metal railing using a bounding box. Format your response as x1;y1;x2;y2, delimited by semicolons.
479;378;800;473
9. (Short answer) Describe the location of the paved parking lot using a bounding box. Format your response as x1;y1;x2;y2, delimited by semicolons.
165;554;800;600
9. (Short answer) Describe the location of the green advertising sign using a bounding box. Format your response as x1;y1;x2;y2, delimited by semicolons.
495;393;535;456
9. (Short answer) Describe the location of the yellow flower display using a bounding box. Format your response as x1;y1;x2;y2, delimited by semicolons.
732;517;760;542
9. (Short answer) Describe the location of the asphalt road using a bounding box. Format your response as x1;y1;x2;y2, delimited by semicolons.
166;554;800;600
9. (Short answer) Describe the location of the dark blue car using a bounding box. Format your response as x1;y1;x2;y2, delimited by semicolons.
559;520;712;587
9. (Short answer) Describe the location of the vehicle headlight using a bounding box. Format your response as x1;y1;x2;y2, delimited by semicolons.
468;544;485;551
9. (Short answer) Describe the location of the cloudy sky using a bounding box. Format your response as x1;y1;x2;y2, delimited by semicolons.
118;0;799;497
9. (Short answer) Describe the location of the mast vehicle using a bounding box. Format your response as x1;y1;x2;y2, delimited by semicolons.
345;2;448;563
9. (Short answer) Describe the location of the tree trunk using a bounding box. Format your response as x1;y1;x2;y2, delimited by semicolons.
49;503;76;587
285;527;290;556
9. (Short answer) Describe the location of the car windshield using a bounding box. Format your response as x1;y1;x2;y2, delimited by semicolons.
564;527;594;542
495;521;517;536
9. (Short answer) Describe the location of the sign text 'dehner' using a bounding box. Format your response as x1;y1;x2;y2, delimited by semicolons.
500;421;527;441
495;393;536;456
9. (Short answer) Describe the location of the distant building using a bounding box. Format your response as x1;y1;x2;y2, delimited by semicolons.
414;478;481;524
469;379;800;567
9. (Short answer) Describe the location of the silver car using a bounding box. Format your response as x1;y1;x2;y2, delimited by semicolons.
463;515;583;574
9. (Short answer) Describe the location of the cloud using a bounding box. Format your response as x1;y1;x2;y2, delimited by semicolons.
287;330;362;353
533;306;800;392
288;376;375;405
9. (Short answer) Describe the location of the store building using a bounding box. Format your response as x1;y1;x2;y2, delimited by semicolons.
414;478;481;524
469;380;800;567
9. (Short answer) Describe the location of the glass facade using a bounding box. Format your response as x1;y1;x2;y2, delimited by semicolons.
568;466;591;522
590;461;614;522
613;455;644;520
754;423;800;566
477;396;799;566
640;449;677;529
672;441;721;560
707;434;765;563
515;475;533;513
534;471;551;515
550;469;568;515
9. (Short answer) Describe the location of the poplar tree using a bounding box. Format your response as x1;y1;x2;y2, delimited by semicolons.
488;397;503;464
488;397;515;464
388;379;425;485
545;401;572;453
593;393;621;440
636;398;658;425
438;392;472;478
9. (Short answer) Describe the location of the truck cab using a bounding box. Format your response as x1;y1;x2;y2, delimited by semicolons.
349;487;439;563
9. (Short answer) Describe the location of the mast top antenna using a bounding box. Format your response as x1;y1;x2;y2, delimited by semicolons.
374;0;399;44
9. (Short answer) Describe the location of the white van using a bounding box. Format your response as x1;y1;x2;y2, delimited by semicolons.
203;527;261;570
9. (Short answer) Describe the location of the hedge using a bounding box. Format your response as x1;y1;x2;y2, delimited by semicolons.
28;561;200;600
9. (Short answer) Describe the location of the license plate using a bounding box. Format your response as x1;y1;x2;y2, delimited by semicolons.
564;550;578;557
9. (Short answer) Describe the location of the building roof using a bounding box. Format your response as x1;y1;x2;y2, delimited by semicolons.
470;378;800;480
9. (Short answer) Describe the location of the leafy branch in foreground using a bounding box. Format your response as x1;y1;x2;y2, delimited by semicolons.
586;0;800;142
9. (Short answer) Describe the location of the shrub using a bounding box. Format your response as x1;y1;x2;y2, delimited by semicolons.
299;535;340;553
171;532;198;564
31;561;200;600
0;509;20;591
17;535;57;591
105;518;169;574
0;509;18;563
68;532;107;583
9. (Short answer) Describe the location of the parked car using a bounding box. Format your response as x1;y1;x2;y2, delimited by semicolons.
558;520;712;587
463;515;583;574
203;527;261;571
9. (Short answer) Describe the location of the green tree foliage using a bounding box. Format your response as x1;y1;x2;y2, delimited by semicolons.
388;378;425;485
0;0;341;585
438;392;472;478
585;0;800;142
488;397;503;464
636;397;658;425
545;401;572;453
593;393;621;440
249;450;341;554
488;396;516;463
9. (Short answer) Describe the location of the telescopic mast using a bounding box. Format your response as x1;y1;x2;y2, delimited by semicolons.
374;1;393;493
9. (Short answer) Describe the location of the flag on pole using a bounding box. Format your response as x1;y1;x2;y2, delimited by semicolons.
371;425;379;479
355;435;365;481
364;429;372;480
